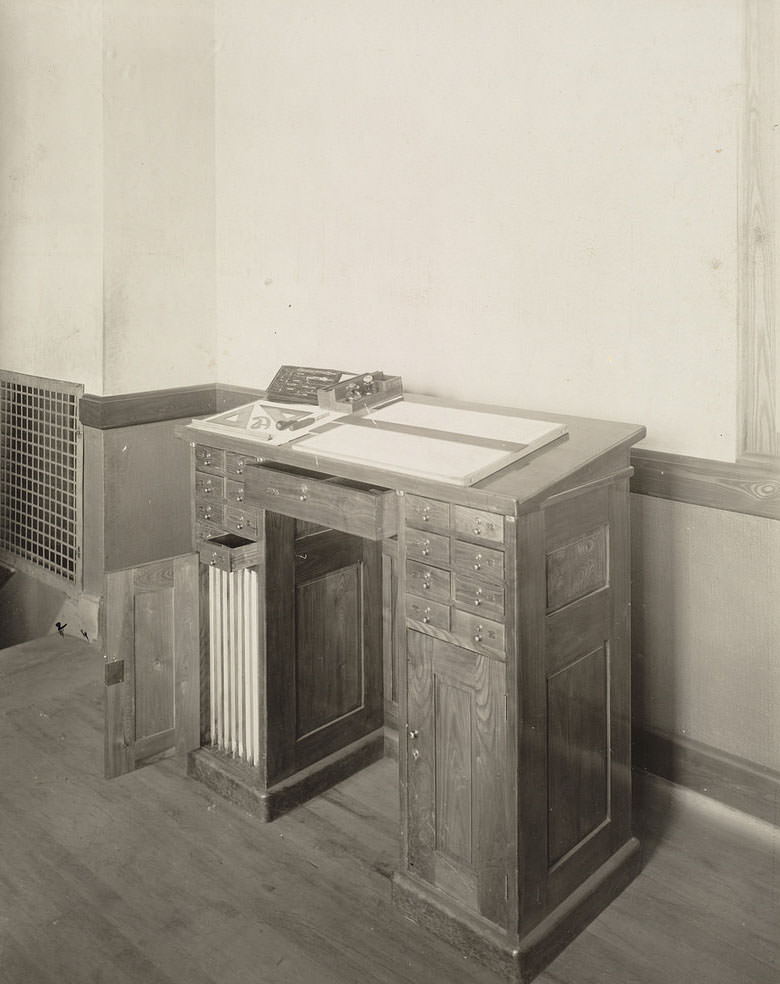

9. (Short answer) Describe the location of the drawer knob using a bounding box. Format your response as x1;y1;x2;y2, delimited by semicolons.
236;459;245;474
408;728;419;739
473;523;482;535
421;507;431;522
474;625;483;643
412;749;421;761
422;607;431;624
474;598;481;607
210;552;218;566
235;520;244;530
473;553;482;570
421;539;430;556
235;491;244;502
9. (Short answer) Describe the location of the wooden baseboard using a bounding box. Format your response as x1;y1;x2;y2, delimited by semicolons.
633;727;780;828
392;838;641;983
188;728;385;822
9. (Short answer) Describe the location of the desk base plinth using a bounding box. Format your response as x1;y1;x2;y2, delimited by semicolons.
187;727;385;822
391;837;641;983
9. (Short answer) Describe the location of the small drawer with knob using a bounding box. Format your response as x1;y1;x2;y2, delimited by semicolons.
224;505;259;540
194;445;226;474
246;464;397;540
405;494;450;531
405;560;451;603
197;532;263;573
452;574;504;618
195;471;225;500
225;452;257;478
452;505;504;544
452;541;504;581
451;610;506;658
195;500;224;527
406;596;450;630
406;530;450;566
226;479;247;505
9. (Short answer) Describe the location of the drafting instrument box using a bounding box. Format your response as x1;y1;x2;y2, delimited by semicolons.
265;365;345;404
316;371;403;412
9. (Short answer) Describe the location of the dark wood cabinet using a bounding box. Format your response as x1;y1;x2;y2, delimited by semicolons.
392;473;639;980
102;393;644;982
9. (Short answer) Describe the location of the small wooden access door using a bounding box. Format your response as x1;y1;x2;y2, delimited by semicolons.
405;630;511;929
103;554;200;778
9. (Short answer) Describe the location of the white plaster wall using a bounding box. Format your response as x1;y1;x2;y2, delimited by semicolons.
215;0;741;461
0;0;104;394
102;0;217;395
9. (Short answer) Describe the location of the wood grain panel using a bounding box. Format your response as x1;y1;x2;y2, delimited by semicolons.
631;448;780;520
295;563;362;737
80;383;262;429
547;646;609;866
104;555;199;779
546;525;607;613
738;0;778;459
434;677;472;864
133;585;175;739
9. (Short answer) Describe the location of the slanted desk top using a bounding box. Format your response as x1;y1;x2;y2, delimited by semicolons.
181;391;646;514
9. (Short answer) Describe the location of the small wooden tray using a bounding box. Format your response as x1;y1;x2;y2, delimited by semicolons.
316;371;403;413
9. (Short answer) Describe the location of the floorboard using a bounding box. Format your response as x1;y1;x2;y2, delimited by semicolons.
1;635;778;984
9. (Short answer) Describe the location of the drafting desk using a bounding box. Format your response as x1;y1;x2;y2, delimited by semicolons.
102;392;645;983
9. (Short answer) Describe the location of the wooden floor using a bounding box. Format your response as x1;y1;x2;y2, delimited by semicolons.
1;636;778;984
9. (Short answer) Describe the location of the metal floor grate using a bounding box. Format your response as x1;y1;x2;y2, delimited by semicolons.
0;371;83;587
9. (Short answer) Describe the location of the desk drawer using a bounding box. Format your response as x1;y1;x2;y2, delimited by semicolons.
224;505;259;540
406;596;450;630
453;505;504;544
452;541;504;580
195;445;225;474
405;494;450;531
247;465;397;540
195;501;224;527
406;560;451;603
452;574;504;617
195;471;225;500
451;610;505;658
198;532;262;572
226;452;257;478
406;530;450;566
226;479;247;505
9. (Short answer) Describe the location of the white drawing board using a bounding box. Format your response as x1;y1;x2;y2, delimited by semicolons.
294;403;566;485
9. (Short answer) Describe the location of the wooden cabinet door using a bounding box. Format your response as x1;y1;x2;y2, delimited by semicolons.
103;554;200;778
265;516;383;784
406;630;510;929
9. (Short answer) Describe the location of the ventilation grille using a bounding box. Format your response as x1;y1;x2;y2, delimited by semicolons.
0;371;83;586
